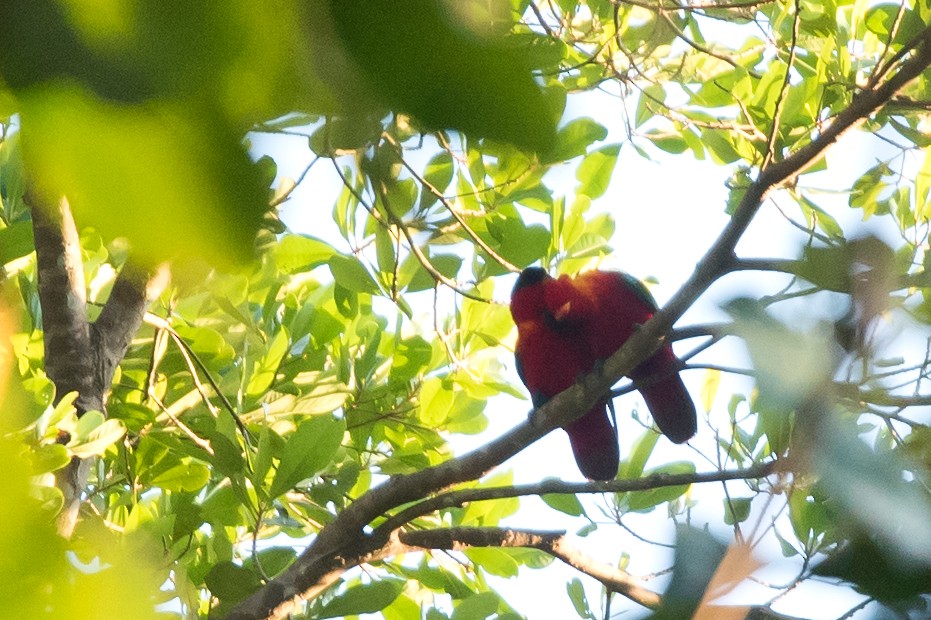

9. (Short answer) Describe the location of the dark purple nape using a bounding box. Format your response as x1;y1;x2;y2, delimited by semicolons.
512;266;549;295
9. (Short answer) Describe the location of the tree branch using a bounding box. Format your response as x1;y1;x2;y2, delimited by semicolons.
399;526;663;609
224;24;931;620
373;461;778;541
744;608;811;620
29;192;171;536
397;528;811;619
30;195;96;413
30;195;98;537
382;131;520;274
93;262;169;397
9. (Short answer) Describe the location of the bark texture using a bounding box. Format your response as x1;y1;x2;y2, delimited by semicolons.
30;194;168;536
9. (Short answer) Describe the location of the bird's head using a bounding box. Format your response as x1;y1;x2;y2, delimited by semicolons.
510;267;552;322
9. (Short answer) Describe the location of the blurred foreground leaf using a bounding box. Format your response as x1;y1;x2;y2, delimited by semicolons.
649;526;728;620
324;0;556;153
21;85;268;267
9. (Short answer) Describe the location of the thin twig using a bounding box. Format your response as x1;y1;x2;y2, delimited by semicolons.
382;132;520;273
762;0;802;169
372;461;778;540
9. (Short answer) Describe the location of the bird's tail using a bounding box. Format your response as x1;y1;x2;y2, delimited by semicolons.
565;403;620;481
632;350;697;444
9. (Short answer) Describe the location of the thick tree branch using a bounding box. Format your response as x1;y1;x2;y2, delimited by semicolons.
398;528;809;619
31;196;97;414
399;526;663;609
29;192;170;536
30;195;98;537
94;262;169;398
224;25;931;620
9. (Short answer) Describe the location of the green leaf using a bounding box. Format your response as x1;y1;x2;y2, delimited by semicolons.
796;194;844;239
864;4;926;43
375;223;397;281
645;130;689;154
889;118;931;148
724;297;835;411
618;431;658;479
451;591;500;620
402;253;463;292
576;144;620;199
211;434;245;478
464;547;520;578
150;459;211;492
702;129;741;163
458;471;520;525
205;562;258;605
328;0;556;152
316;579;404;619
420;151;455;209
788;485;832;544
545;117;608;162
723;497;753;525
274;235;337;274
0;131;26;217
813;534;931;603
774;528;799;558
252;426;275;490
417;378;454;427
20;86;268;268
813;415;931;564
916;146;931;214
269;415;345;497
566;578;595;619
504;547;554;569
294;382;350;416
108;402;157;433
626;461;696;512
380;178;418;219
755;399;793;456
243;547;297;580
200;485;245;527
391;335;433;384
328;254;380;295
46;392;80;432
32;484;64;515
382;593;421;620
309;116;383;156
541;491;584;516
565;232;612;261
32;443;70;474
173;325;236;368
69;417;126;458
0;220;34;265
247;329;290;397
636;84;665;127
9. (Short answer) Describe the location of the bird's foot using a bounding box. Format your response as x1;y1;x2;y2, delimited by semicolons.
527;408;541;428
578;358;606;384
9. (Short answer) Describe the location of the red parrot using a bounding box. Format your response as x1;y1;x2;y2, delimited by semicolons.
510;267;697;480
